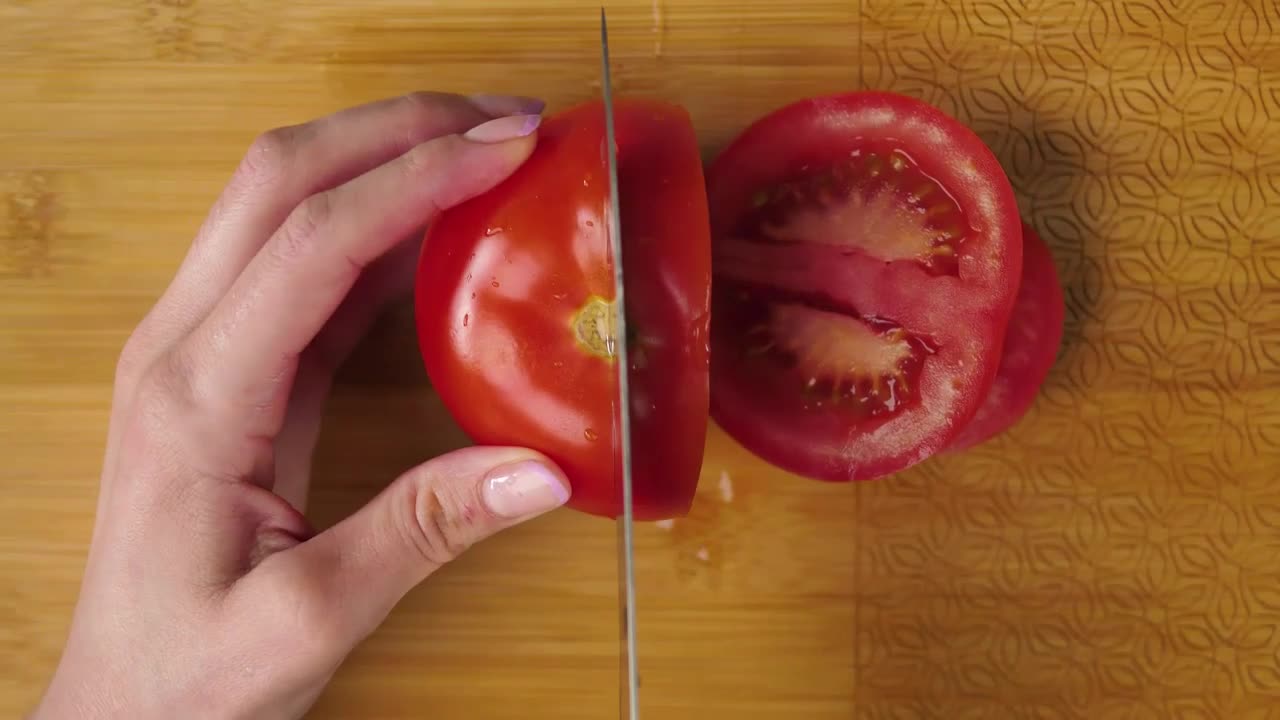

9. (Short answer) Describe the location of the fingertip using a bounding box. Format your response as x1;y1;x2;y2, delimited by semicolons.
463;114;542;144
482;458;571;519
403;129;538;213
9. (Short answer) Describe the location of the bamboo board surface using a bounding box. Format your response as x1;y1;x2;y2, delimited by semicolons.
2;1;1279;718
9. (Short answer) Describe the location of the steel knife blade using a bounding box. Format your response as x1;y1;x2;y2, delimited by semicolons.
600;8;640;720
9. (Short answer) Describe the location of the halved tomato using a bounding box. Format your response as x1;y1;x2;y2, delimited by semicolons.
415;99;711;520
706;91;1022;481
947;222;1064;451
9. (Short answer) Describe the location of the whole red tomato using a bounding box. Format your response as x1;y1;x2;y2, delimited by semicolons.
705;91;1023;482
415;99;711;520
947;221;1065;451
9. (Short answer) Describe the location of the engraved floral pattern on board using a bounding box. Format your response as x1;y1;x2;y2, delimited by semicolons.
857;0;1280;717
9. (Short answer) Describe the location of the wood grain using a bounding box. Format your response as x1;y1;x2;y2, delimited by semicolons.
2;1;1277;718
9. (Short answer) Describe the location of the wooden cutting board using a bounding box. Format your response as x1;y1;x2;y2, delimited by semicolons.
2;1;1277;718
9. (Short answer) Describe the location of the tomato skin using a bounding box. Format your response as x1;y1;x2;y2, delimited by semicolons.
947;222;1064;451
415;99;710;520
615;102;713;520
706;91;1022;482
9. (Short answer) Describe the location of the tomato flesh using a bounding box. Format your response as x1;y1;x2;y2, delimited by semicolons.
947;222;1065;451
707;91;1022;482
740;144;966;277
721;287;937;419
415;99;710;520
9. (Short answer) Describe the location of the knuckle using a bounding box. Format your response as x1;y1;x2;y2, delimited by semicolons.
114;327;152;388
237;125;299;185
398;139;456;202
395;92;469;148
405;481;476;567
399;138;441;178
104;343;200;483
397;91;476;130
121;358;193;464
114;304;173;389
400;90;451;115
272;191;333;264
133;346;196;422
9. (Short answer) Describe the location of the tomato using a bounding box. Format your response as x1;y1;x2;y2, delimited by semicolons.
415;99;711;520
947;222;1064;451
705;91;1022;482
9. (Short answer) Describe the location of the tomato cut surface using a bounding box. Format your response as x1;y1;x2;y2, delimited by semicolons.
415;99;711;520
707;91;1022;481
947;222;1064;451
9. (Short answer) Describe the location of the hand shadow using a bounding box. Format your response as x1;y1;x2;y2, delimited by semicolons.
305;298;470;532
302;297;624;718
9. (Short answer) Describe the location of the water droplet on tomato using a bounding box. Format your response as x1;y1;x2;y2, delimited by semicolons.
584;427;599;441
484;227;502;236
491;280;500;288
462;313;469;327
585;220;594;228
470;292;476;299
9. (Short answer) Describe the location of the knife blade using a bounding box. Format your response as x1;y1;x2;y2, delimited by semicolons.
600;8;640;720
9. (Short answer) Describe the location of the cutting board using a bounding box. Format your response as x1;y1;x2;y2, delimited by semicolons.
2;1;1278;718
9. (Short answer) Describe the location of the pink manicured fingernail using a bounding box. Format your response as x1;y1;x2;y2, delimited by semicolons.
468;93;546;117
464;114;542;143
482;460;571;518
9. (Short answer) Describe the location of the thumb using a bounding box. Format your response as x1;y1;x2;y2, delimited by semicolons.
286;446;570;646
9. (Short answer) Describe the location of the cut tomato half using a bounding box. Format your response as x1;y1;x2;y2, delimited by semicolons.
415;99;711;519
947;222;1064;451
706;91;1022;481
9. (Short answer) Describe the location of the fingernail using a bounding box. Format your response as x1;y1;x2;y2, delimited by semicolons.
463;114;542;143
468;93;546;117
482;460;571;519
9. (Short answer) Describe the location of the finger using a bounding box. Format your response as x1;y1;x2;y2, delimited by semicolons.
180;114;541;437
271;235;420;511
105;94;539;504
264;447;569;650
128;91;541;371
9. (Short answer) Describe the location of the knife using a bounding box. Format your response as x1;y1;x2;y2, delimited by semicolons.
600;8;640;720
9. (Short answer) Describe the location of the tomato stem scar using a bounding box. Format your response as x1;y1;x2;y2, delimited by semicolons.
573;295;619;360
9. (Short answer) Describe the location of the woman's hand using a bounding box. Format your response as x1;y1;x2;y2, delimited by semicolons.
32;92;571;720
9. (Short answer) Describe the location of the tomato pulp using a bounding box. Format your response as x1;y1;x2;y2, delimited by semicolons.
947;222;1064;451
415;99;711;520
706;91;1023;481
